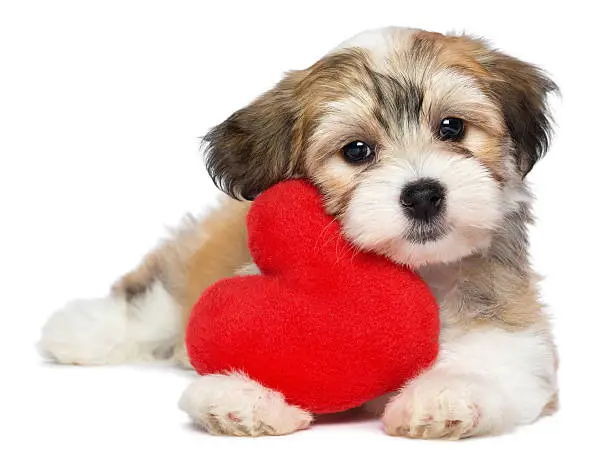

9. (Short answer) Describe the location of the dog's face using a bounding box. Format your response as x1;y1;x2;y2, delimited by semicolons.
204;28;556;267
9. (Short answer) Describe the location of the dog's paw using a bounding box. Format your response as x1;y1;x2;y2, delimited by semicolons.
179;372;312;436
38;297;133;365
382;372;498;440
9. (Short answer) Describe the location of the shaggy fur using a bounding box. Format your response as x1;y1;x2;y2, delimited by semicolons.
39;27;559;439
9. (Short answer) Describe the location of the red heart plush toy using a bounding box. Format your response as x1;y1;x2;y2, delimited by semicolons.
186;180;439;414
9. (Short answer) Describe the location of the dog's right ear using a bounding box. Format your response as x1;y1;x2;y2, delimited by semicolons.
450;35;558;177
203;72;305;200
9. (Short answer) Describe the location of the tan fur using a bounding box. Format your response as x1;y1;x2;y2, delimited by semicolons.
112;251;163;299
183;200;251;313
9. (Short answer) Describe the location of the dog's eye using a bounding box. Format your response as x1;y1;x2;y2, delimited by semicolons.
342;141;375;164
439;117;465;141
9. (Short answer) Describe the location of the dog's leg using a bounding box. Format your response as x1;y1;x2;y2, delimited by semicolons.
38;198;252;366
382;325;558;439
38;280;183;364
179;372;312;436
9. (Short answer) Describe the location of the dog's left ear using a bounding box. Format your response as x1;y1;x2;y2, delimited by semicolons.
467;40;559;176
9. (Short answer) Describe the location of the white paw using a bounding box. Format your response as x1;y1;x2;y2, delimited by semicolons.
38;297;134;365
382;372;498;440
179;372;312;436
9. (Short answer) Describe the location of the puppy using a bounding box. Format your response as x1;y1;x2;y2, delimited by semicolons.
39;27;559;439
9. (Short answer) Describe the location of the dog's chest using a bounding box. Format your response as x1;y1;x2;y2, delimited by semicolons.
416;263;461;304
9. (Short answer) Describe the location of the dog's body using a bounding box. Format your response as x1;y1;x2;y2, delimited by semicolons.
39;27;559;439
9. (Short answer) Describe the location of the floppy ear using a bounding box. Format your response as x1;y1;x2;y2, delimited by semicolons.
202;72;305;200
476;46;558;176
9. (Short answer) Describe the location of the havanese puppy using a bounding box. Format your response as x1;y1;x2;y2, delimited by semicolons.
39;27;559;439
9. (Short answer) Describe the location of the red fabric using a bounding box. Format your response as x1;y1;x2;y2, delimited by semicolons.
186;180;439;414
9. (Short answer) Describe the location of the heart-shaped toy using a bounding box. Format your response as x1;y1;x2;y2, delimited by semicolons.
186;180;439;413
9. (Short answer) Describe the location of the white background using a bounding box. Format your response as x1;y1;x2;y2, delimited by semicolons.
1;1;610;466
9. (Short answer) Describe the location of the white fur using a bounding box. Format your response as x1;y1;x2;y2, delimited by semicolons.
334;27;418;72
235;262;261;276
383;327;556;438
335;27;404;54
39;280;182;364
179;372;312;436
343;152;503;267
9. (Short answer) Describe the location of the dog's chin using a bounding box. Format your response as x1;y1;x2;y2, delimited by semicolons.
404;221;449;245
368;225;495;269
342;219;495;268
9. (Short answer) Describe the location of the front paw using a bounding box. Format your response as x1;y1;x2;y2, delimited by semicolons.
179;372;312;436
382;372;496;440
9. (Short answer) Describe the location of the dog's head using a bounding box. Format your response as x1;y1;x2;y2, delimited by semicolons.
203;27;557;267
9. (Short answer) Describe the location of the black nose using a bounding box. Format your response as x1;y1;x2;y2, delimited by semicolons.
400;179;445;221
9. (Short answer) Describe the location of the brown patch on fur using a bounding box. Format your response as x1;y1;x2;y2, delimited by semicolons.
112;252;162;300
177;199;251;365
183;200;252;313
495;281;544;330
470;135;506;181
446;135;505;183
430;34;489;78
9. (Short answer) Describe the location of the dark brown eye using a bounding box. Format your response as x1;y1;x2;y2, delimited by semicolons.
342;141;374;163
439;117;465;141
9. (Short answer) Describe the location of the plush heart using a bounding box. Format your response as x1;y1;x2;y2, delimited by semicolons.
186;180;439;414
